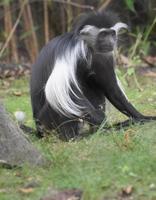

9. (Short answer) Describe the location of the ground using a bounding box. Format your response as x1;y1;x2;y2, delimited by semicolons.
0;73;156;200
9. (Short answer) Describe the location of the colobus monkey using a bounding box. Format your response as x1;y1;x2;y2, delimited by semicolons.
30;11;156;140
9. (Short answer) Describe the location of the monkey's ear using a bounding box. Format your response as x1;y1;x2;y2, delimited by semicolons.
80;25;99;35
111;22;129;34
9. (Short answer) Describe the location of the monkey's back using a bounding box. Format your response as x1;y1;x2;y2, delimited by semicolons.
30;35;63;117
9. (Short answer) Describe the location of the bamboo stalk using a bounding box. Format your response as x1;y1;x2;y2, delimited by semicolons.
53;0;94;10
43;0;50;44
67;0;72;32
4;3;10;61
98;0;112;12
8;3;19;62
60;4;66;33
19;0;38;63
0;1;26;60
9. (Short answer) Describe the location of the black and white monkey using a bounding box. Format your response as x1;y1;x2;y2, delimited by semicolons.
30;11;156;140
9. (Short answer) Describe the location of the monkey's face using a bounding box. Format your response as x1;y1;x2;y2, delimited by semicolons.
80;22;128;53
95;29;116;53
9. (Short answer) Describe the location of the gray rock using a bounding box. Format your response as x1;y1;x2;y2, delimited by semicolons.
0;102;48;167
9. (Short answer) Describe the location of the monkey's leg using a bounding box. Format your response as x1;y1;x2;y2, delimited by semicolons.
37;103;58;137
38;102;80;140
110;118;148;130
34;119;45;138
93;60;156;121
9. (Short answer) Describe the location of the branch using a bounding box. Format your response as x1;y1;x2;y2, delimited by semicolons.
98;0;112;12
53;0;94;10
0;1;27;58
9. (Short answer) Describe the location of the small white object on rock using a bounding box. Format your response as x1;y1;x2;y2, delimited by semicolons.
14;111;26;122
149;183;156;190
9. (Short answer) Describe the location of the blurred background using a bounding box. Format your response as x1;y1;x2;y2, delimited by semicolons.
0;0;155;67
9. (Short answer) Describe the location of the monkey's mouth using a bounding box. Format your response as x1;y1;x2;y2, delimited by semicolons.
97;45;114;53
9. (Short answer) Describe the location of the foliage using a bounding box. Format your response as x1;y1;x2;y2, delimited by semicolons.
0;76;156;199
0;0;12;6
124;0;135;12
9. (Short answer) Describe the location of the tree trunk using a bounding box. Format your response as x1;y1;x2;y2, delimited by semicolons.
0;103;47;167
4;2;19;63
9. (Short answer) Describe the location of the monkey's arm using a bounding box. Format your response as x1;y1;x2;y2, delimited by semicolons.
93;55;156;120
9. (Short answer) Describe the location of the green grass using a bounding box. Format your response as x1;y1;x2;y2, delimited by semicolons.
0;75;156;200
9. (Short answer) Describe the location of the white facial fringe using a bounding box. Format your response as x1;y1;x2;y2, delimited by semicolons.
111;22;128;34
45;39;87;117
99;22;128;34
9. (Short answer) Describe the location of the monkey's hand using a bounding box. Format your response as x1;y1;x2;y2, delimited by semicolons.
82;109;105;126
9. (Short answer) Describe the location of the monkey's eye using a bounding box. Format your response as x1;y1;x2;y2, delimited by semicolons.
99;29;116;37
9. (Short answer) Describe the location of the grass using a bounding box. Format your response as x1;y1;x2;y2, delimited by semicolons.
0;75;156;200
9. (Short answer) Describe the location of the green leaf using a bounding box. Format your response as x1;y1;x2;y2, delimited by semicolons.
115;68;122;76
121;77;128;87
20;26;39;40
125;0;135;12
127;67;135;76
2;0;12;5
